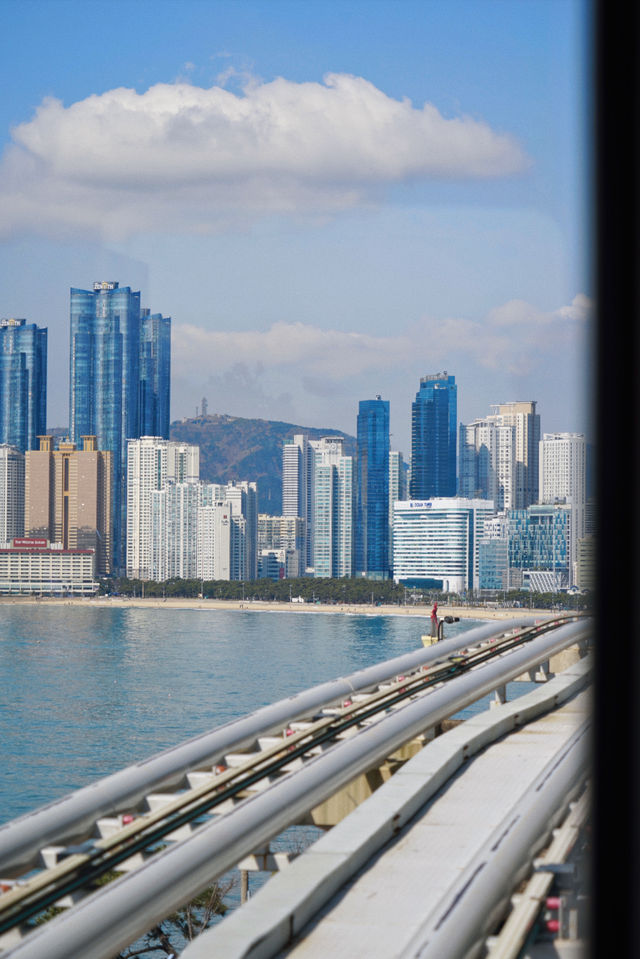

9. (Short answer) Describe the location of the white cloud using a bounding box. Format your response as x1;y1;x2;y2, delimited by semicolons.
171;294;591;386
555;293;592;324
168;294;590;437
488;294;593;329
172;320;409;380
0;73;528;240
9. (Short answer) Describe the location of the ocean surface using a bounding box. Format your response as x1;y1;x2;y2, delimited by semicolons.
0;604;522;827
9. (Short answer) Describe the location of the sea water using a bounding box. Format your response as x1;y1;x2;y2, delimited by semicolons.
0;604;524;826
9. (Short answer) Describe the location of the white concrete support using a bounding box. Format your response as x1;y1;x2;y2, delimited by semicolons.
492;684;507;707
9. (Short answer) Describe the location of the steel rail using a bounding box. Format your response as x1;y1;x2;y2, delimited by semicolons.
0;618;573;931
0;616;545;878
486;786;590;958
398;723;590;959
3;619;591;959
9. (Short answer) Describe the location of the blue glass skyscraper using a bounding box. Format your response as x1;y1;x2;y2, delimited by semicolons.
140;310;171;438
356;396;390;578
410;372;457;499
0;318;47;452
69;282;171;570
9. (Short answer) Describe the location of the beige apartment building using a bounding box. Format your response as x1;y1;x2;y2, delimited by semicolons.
24;435;112;576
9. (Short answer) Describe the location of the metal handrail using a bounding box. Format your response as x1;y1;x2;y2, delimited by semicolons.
0;616;544;875
6;619;590;959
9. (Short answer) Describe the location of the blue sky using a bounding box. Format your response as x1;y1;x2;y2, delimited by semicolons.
0;0;592;455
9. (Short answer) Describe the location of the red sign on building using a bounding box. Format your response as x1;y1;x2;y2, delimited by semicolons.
12;538;48;549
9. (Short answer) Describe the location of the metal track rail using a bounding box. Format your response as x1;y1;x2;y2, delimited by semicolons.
485;786;590;958
0;617;578;934
0;617;590;957
398;723;590;959
0;616;544;879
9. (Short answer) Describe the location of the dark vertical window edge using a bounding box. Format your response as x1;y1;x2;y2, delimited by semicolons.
593;2;640;955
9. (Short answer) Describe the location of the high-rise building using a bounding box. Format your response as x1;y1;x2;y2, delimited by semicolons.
223;481;259;581
539;433;586;512
575;535;595;592
491;401;540;508
197;502;232;581
477;512;510;590
140;310;171;438
458;416;515;510
539;432;586;580
198;482;258;582
282;434;315;571
127;456;257;584
126;437;198;580
312;437;353;579
0;445;25;544
508;503;572;590
459;401;539;511
258;514;304;580
388;450;408;569
392;497;495;592
24;435;112;576
152;481;201;581
410;372;457;499
0;318;47;452
258;514;305;554
69;282;171;570
23;436;107;564
355;397;389;578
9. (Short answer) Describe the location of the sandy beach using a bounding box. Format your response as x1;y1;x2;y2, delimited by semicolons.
0;595;554;621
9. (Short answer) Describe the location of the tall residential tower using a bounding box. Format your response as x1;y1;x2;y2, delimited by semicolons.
0;445;25;544
282;434;315;572
539;432;586;580
459;400;540;510
69;282;171;569
410;372;457;500
355;396;390;578
24;435;112;576
0;318;47;452
312;437;354;579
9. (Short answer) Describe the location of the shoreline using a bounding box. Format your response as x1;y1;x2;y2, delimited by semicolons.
0;595;554;621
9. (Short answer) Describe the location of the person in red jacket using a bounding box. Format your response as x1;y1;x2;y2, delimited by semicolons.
430;601;439;638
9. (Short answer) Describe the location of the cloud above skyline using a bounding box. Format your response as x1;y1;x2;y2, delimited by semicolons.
0;73;528;241
172;293;591;403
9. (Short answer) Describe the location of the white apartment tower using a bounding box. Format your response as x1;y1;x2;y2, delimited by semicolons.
492;401;540;508
282;434;315;570
312;437;353;578
388;450;408;568
459;401;539;510
126;437;199;580
539;432;586;580
151;481;201;581
197;502;232;581
223;481;258;580
197;481;258;582
0;445;25;544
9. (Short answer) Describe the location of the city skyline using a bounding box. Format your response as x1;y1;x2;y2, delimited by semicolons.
0;1;591;456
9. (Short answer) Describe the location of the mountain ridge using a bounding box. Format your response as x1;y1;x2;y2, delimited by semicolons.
169;413;356;514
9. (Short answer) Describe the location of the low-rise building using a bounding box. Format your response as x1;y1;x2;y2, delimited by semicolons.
258;547;300;580
0;537;97;595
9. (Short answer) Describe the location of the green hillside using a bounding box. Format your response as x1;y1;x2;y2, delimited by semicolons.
170;413;355;514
